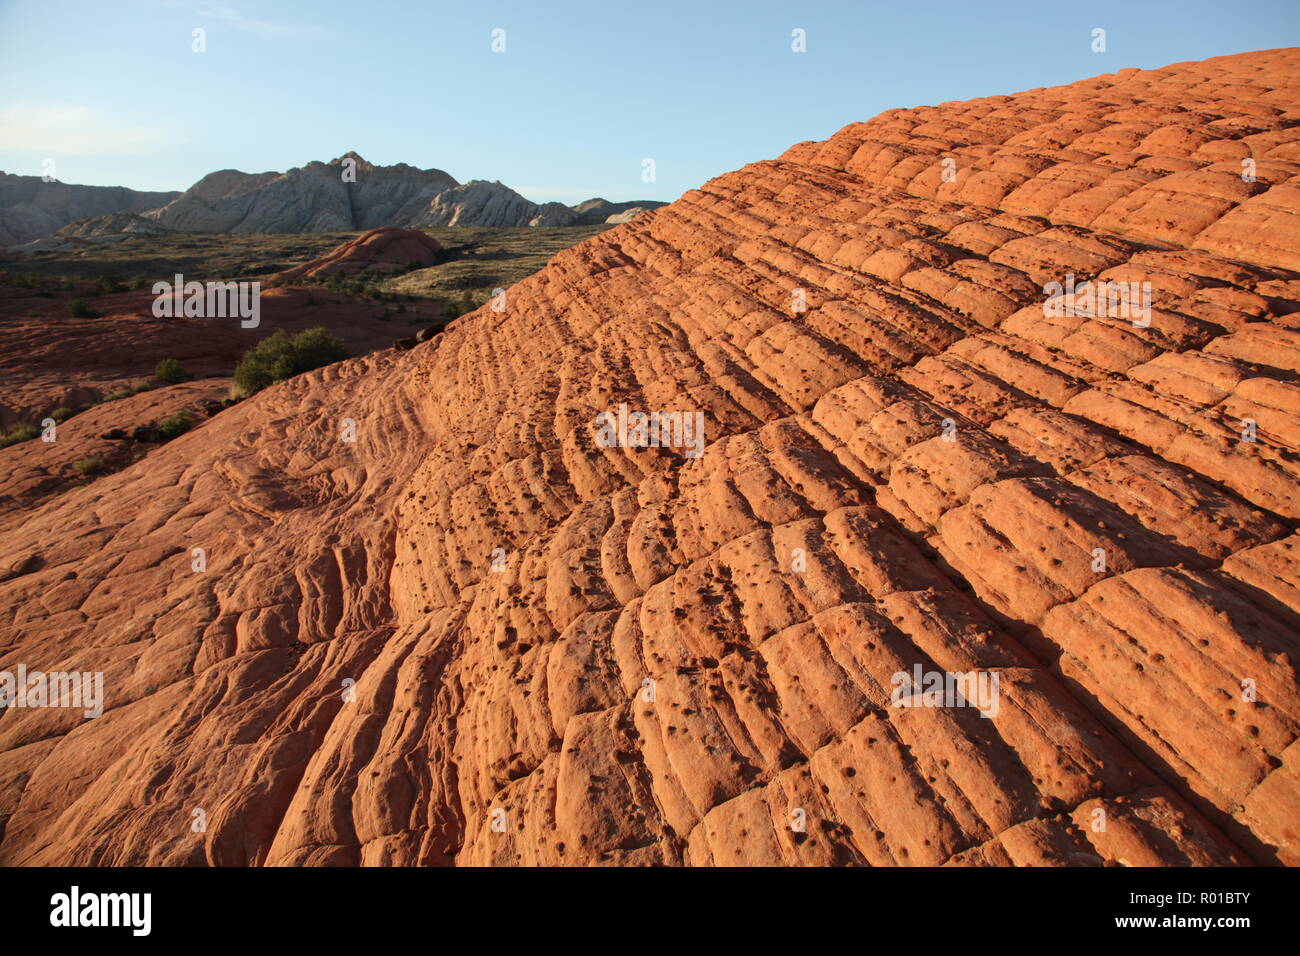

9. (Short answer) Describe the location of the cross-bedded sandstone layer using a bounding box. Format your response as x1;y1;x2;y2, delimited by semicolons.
1;49;1298;866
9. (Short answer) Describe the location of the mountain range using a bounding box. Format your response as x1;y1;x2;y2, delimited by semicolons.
0;173;177;248
0;152;665;248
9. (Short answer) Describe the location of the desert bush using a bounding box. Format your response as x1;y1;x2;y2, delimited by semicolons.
96;274;125;294
73;457;109;477
158;409;196;440
445;290;488;319
50;406;75;422
154;358;189;385
65;298;100;318
232;326;349;397
0;422;40;447
1;272;36;289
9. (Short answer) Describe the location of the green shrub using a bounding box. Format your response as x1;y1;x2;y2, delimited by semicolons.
73;457;109;477
96;274;125;294
2;272;36;289
232;326;349;397
104;388;134;401
445;290;487;319
65;298;100;318
129;276;151;291
50;407;75;423
154;358;189;385
0;422;40;447
158;409;196;440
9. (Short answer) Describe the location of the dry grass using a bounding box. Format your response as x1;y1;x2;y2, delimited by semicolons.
13;226;616;300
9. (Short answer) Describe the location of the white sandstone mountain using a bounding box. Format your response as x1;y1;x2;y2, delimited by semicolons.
1;152;665;247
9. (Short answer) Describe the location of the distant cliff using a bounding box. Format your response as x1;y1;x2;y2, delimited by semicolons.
2;151;666;247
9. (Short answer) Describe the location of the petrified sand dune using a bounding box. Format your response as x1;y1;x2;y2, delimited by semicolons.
273;228;444;281
2;50;1298;866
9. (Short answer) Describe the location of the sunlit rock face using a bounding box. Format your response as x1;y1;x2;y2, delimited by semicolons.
1;50;1298;867
143;154;459;234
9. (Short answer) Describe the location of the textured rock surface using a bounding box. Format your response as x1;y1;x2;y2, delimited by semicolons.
1;50;1298;867
0;380;231;525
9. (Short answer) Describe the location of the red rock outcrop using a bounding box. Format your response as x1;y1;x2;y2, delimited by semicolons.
273;228;443;282
1;50;1298;867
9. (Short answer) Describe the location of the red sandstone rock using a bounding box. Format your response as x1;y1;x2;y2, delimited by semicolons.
0;50;1298;867
0;379;232;526
273;227;443;282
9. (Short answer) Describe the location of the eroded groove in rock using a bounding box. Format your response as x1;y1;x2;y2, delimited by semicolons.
1;50;1298;866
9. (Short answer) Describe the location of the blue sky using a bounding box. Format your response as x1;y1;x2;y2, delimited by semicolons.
1;0;1297;204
